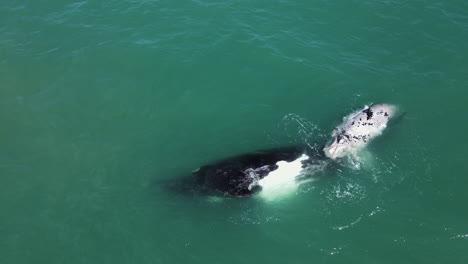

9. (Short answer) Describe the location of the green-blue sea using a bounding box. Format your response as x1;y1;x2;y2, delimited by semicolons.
1;0;468;263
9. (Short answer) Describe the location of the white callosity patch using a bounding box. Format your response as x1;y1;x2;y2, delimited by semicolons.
245;165;270;191
324;104;396;160
256;154;310;200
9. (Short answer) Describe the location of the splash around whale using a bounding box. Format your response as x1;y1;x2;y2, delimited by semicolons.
190;104;398;198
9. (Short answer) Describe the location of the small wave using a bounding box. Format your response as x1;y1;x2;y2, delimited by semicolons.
450;234;468;240
279;113;326;154
333;216;362;231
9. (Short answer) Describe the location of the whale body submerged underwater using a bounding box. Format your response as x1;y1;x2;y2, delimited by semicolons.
191;104;398;197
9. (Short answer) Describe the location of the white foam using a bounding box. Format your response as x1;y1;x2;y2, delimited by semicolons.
257;154;309;200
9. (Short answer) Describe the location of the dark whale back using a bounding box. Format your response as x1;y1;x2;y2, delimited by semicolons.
193;146;304;197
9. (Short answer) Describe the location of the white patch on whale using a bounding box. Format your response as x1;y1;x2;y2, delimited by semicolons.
256;154;310;200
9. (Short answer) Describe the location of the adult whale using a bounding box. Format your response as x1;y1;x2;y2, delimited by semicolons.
323;104;397;160
191;146;324;197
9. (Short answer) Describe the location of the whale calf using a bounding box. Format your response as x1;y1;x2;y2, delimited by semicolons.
323;104;396;160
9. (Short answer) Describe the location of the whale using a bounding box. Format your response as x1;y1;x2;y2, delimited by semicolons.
323;104;397;160
191;146;325;197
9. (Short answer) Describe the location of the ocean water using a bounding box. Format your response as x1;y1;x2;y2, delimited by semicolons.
1;0;468;263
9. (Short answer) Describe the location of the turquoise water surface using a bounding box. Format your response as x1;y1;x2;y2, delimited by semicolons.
1;0;468;263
